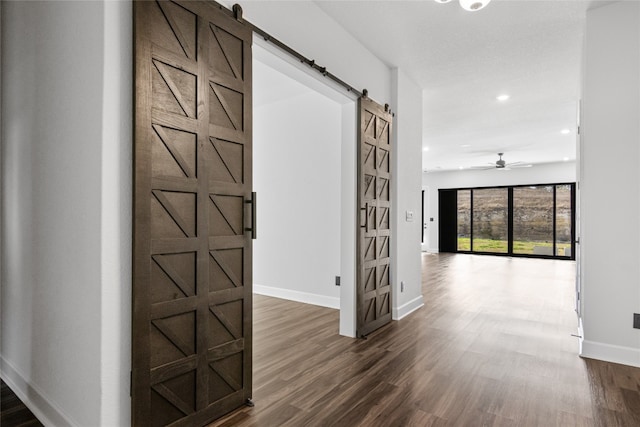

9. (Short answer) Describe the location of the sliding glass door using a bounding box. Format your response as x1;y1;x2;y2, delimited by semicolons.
457;190;471;251
439;183;575;259
472;188;508;253
513;186;554;255
556;185;572;257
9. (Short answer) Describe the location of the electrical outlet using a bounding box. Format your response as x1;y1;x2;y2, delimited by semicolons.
335;276;341;286
634;313;640;329
401;281;405;292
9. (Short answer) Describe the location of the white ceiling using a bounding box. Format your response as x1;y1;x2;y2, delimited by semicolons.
313;0;607;172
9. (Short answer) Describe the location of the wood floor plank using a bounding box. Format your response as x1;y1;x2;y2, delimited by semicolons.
210;253;640;426
0;380;43;427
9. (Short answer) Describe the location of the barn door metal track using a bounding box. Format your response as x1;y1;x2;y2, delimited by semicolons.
218;2;366;99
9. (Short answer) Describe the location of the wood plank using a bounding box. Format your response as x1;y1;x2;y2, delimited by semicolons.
357;95;393;338
134;1;253;424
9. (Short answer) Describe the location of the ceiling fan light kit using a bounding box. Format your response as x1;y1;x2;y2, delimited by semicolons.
469;153;533;171
436;0;492;12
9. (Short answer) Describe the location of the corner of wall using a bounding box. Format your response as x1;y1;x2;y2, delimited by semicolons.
392;296;424;320
100;0;133;425
581;0;640;368
253;285;340;310
580;341;640;368
340;102;357;338
1;358;76;427
390;67;424;318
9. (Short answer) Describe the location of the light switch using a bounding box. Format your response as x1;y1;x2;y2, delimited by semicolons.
406;211;414;222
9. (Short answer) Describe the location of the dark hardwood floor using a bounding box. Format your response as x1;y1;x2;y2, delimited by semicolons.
212;253;640;427
1;254;638;426
1;380;43;427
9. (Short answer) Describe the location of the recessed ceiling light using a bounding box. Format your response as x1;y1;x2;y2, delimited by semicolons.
496;94;510;101
459;166;464;170
563;157;569;162
461;144;471;148
423;147;429;152
561;129;571;135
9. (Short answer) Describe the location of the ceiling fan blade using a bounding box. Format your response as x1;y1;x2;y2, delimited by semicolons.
510;164;533;168
469;165;495;170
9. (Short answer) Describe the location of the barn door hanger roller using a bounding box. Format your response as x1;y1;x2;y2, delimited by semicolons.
435;0;492;12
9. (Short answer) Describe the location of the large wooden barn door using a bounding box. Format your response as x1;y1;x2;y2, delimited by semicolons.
133;1;253;425
357;94;393;337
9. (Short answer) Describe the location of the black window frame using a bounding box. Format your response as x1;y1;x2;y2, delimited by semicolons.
439;182;576;260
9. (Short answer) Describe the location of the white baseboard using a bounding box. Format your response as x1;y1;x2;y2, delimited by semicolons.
1;356;76;427
392;295;424;320
425;248;439;254
577;318;584;355
253;284;339;309
580;339;640;368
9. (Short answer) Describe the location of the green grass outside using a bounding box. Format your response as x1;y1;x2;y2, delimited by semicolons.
457;237;571;255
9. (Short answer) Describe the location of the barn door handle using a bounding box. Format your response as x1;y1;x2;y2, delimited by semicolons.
360;202;369;232
366;203;370;232
245;192;256;239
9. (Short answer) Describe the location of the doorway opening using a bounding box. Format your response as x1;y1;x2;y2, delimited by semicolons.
421;186;430;252
252;39;358;337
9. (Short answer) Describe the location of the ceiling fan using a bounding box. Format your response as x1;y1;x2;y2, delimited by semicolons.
470;153;533;170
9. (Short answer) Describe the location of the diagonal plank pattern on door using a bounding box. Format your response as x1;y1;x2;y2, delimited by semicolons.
134;1;253;426
357;96;393;337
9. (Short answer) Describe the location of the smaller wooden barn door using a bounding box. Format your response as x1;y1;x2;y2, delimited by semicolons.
357;96;393;337
133;1;252;426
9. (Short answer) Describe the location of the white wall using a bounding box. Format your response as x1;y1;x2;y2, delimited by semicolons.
391;69;424;319
580;1;640;367
253;64;343;308
339;102;358;337
422;161;576;252
1;1;131;425
100;1;132;425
